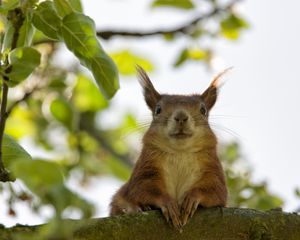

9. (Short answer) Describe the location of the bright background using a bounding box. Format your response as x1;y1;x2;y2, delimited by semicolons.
1;0;300;226
89;0;300;211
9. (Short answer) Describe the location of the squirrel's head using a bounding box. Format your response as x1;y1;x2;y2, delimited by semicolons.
137;65;231;152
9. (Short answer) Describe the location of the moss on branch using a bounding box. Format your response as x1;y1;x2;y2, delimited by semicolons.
1;208;300;239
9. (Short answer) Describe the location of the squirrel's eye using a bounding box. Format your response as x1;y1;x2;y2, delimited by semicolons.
200;104;207;116
154;105;161;115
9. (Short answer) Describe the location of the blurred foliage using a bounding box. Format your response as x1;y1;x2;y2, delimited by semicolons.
220;13;249;40
220;143;283;210
152;0;195;10
0;0;286;239
174;47;211;67
110;50;154;76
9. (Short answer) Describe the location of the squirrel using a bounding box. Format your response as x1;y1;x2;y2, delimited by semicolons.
110;66;229;229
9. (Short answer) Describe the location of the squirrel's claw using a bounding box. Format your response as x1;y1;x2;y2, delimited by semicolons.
181;195;200;226
160;200;182;230
141;205;152;211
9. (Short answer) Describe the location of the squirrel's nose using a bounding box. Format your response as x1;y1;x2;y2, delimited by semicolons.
174;112;189;124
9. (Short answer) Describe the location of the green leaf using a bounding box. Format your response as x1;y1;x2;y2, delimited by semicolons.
2;134;32;169
221;14;249;40
11;158;93;218
72;74;108;112
68;0;83;12
5;47;41;86
60;12;119;99
152;0;194;9
50;97;74;129
17;12;35;47
110;50;154;76
2;20;14;51
174;47;208;67
11;159;64;195
0;0;19;13
32;1;61;40
54;0;73;17
31;29;51;44
54;0;83;17
174;48;188;67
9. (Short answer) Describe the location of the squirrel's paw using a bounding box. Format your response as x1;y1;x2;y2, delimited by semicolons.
180;193;200;226
160;199;181;230
141;205;152;211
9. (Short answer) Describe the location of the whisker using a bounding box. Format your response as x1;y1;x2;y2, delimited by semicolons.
122;124;148;133
209;114;246;119
137;115;152;123
119;120;151;140
209;122;241;140
136;122;151;128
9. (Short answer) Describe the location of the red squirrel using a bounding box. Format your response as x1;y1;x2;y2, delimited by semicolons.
110;66;228;229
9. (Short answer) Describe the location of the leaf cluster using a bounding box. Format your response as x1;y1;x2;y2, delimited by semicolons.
0;0;121;237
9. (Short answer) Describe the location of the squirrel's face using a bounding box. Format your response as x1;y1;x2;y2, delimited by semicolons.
147;94;215;152
152;95;208;139
136;66;229;152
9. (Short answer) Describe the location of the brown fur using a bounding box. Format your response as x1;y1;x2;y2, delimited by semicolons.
110;66;228;229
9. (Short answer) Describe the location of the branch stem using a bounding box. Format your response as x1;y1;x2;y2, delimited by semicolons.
0;8;24;182
0;82;9;181
98;0;239;40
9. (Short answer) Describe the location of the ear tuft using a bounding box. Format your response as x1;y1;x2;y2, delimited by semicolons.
202;67;232;110
210;67;233;88
136;65;161;110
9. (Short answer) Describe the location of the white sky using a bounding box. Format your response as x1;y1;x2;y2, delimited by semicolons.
1;0;300;227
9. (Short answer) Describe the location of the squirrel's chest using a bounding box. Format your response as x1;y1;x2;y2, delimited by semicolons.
162;153;201;204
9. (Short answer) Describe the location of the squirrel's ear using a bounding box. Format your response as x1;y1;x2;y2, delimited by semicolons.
136;65;161;110
202;83;218;110
202;67;232;110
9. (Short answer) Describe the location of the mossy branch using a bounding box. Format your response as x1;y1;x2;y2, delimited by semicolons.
1;208;300;240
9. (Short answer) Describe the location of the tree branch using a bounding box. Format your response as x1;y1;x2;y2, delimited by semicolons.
1;208;300;239
0;82;9;181
33;0;240;45
0;8;24;182
97;1;239;40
